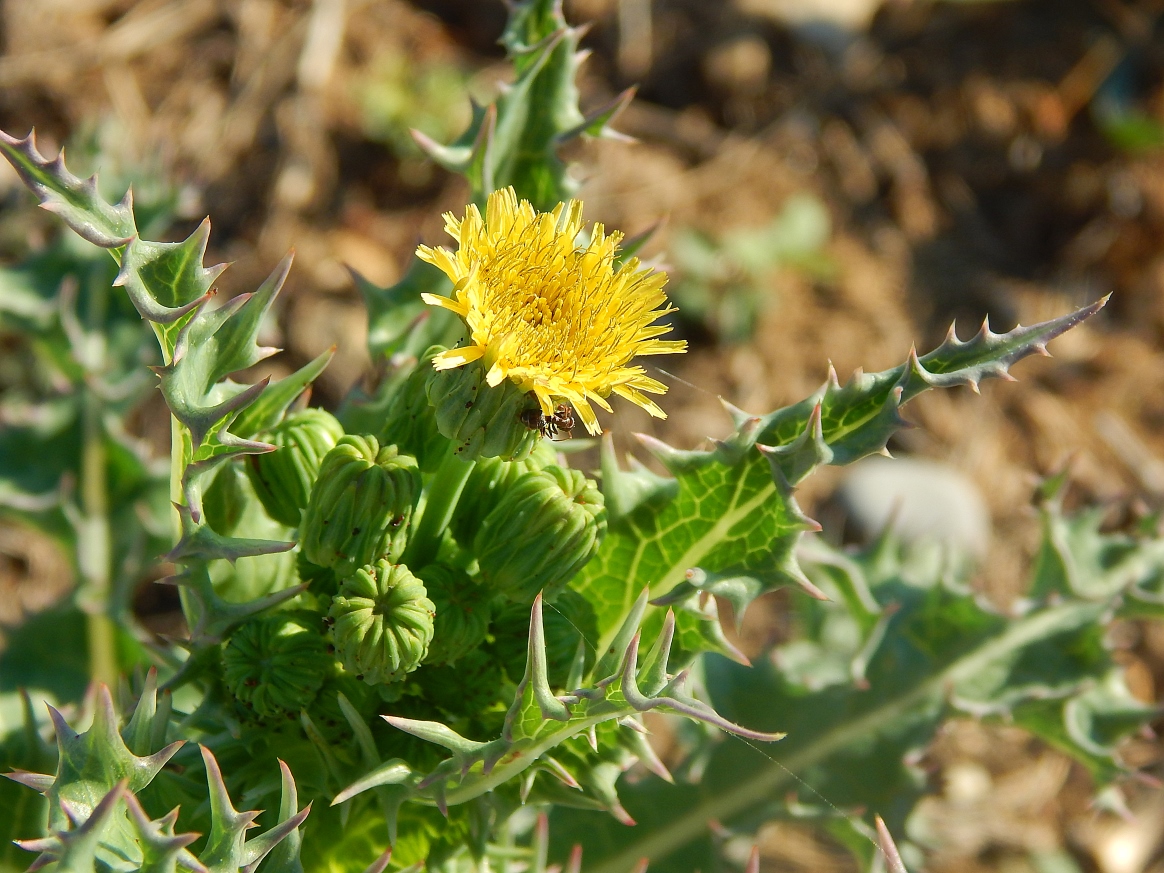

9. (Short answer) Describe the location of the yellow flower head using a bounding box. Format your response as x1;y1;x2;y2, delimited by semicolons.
416;188;686;435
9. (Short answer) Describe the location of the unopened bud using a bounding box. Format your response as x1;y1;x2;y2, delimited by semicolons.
329;559;434;685
426;350;541;462
301;435;421;576
247;408;345;527
449;439;557;544
223;613;330;717
475;466;607;602
379;348;451;473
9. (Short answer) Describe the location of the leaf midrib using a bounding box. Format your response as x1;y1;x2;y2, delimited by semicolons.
600;468;775;652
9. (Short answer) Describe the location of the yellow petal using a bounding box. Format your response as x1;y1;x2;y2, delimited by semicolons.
573;398;602;435
638;340;687;356
612;385;666;419
432;345;484;370
485;361;507;387
420;293;469;317
532;386;555;415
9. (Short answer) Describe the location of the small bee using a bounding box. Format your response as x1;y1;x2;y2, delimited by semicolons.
520;403;576;440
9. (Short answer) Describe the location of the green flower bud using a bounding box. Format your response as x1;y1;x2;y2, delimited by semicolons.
449;439;557;545
246;409;345;527
378;348;450;474
417;648;507;717
425;349;541;462
491;589;598;688
223;613;330;718
474;466;607;602
301;435;421;576
416;563;491;665
329;560;434;685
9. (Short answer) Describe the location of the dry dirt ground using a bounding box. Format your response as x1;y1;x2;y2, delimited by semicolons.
1;1;1163;871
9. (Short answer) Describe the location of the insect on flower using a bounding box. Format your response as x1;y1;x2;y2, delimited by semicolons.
520;403;575;440
416;187;687;435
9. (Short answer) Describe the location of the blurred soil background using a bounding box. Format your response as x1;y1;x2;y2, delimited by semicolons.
1;0;1164;870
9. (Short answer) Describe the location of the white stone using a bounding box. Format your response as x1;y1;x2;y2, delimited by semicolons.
836;456;991;559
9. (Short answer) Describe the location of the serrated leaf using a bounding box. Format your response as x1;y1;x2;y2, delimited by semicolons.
580;301;1107;660
757;298;1108;477
578;434;816;656
343;597;779;819
231;348;335;439
0;131;135;248
115;220;226;357
554;507;1155;873
419;2;595;210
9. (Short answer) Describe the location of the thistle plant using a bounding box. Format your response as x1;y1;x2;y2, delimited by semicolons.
0;3;1158;873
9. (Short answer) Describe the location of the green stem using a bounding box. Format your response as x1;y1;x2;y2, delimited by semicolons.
80;392;116;688
403;451;476;568
584;599;1108;873
76;278;117;688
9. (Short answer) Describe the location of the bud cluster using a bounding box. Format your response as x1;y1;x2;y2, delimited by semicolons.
218;353;607;718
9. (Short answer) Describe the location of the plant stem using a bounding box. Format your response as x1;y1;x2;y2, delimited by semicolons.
79;388;117;688
75;276;117;688
583;599;1108;873
403;450;476;568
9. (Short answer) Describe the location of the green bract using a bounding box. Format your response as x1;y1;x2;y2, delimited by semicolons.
222;613;331;717
417;563;492;665
246;408;345;526
426;348;542;462
301;434;421;575
329;559;435;684
476;466;608;603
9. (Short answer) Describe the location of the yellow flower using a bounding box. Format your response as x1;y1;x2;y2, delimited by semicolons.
416;188;686;435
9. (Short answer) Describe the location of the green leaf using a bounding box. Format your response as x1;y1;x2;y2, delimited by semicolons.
0;131;135;248
553;500;1156;873
338;598;779;828
231;348;335;439
358;260;457;362
579;299;1109;658
416;0;627;210
115;220;225;358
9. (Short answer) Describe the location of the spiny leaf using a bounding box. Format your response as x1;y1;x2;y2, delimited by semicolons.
348;594;779;819
579;300;1107;661
198;746;311;873
115;220;227;357
0;130;135;247
417;0;624;210
554;499;1155;873
230;347;335;439
757;298;1109;479
123;791;206;873
17;780;127;873
46;685;183;829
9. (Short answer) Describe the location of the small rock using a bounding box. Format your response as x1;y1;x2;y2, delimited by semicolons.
836;455;991;559
736;0;884;39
